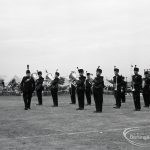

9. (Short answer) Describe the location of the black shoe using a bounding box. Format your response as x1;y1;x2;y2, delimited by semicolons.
76;108;84;110
24;108;28;110
28;107;31;110
52;105;58;107
113;106;120;109
134;109;141;111
70;103;75;104
93;111;102;113
86;104;91;106
144;106;149;108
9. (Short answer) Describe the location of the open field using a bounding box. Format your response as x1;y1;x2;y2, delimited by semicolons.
0;95;150;150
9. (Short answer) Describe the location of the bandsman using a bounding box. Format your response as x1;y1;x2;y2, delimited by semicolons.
20;65;35;110
76;68;86;110
93;66;104;113
85;72;92;105
132;66;142;111
121;76;127;103
36;71;44;105
70;79;76;104
142;71;150;108
51;71;60;107
113;67;123;109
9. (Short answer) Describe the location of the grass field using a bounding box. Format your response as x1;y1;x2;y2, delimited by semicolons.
0;94;150;150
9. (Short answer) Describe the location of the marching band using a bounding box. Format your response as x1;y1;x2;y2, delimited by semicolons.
20;65;150;113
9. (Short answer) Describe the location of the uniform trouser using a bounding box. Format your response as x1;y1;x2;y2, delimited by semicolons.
143;91;150;107
114;90;121;107
51;89;58;106
36;90;43;105
93;89;103;112
23;91;32;108
77;89;85;109
121;91;126;103
85;88;91;105
133;91;141;110
71;88;76;104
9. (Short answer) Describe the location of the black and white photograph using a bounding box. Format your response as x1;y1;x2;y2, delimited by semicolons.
0;0;150;150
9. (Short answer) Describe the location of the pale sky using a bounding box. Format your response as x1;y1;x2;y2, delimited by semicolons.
0;0;150;81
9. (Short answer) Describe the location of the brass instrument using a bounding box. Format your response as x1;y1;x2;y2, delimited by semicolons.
45;70;54;87
31;71;38;81
69;67;81;87
69;71;78;87
26;65;38;81
86;72;94;87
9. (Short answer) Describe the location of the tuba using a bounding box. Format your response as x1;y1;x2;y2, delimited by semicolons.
45;70;54;87
69;71;78;81
69;68;80;87
69;71;78;87
31;71;38;81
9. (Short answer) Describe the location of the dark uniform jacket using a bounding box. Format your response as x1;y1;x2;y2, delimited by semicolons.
132;74;142;91
85;79;92;89
51;77;59;90
71;80;77;88
121;81;127;92
35;77;44;91
143;77;150;93
93;76;104;92
76;76;86;91
113;75;123;91
20;76;35;92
